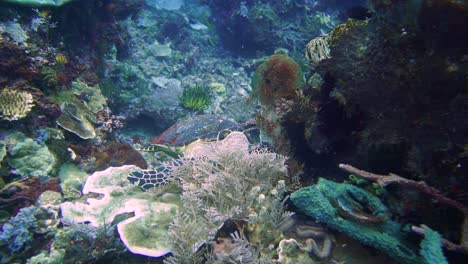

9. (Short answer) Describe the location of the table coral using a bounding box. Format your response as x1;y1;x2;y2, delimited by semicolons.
71;80;107;114
56;102;96;139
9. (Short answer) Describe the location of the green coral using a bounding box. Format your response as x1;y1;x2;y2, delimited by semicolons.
71;80;107;113
291;178;422;264
179;85;213;111
0;89;34;121
7;138;56;178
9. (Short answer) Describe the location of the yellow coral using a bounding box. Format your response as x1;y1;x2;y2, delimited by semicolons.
0;89;34;121
55;54;68;65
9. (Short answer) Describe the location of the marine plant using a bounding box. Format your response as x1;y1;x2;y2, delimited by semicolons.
0;89;34;121
179;85;213;111
253;54;303;107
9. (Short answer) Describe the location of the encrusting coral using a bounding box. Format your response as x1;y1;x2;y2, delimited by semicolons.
0;89;34;121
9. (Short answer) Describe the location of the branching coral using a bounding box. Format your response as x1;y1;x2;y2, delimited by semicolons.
165;132;291;262
0;89;34;121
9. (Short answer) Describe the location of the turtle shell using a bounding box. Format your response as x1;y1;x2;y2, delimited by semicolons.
150;114;243;147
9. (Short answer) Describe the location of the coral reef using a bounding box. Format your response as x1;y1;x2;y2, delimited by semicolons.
0;177;61;213
12;81;61;119
340;163;468;255
7;138;55;178
0;40;34;81
165;131;292;262
58;163;88;199
0;89;34;121
419;226;449;264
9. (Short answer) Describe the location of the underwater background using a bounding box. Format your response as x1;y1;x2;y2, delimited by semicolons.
0;0;467;263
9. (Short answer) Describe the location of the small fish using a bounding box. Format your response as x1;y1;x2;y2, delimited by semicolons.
190;22;208;31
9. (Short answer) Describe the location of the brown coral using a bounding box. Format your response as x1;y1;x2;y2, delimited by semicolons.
255;54;302;106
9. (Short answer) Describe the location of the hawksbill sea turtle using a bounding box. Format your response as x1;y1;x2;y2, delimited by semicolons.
127;166;175;190
128;115;252;190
